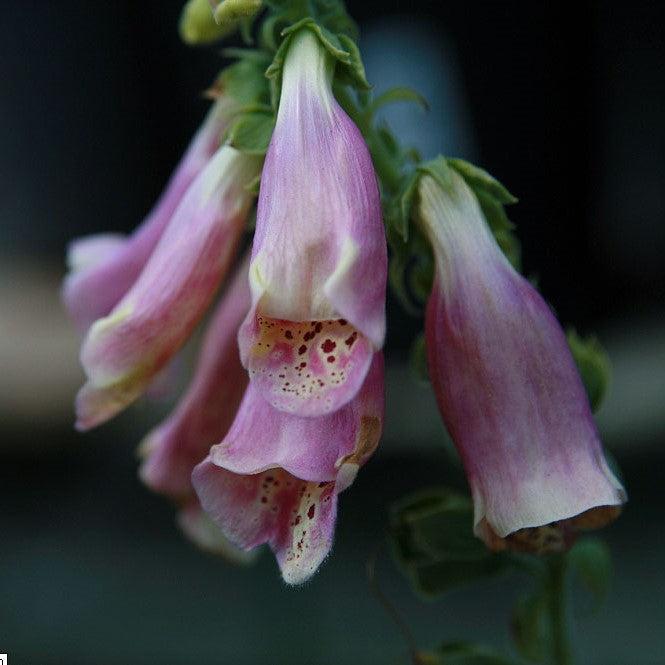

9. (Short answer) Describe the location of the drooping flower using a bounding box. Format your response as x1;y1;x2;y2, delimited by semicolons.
63;94;235;333
238;29;386;418
138;258;253;558
139;256;250;499
192;353;384;583
417;162;626;553
76;146;260;431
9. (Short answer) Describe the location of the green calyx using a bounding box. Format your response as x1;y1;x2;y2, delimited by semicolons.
266;19;369;109
566;329;611;412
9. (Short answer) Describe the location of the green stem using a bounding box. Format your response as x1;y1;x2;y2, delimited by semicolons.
549;554;573;665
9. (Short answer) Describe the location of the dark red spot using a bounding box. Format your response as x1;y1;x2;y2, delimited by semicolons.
298;345;307;355
338;319;347;326
307;504;316;519
318;481;327;487
285;330;293;339
314;322;323;333
294;515;301;525
261;497;267;503
345;332;358;347
321;339;336;353
299;362;307;368
327;355;335;363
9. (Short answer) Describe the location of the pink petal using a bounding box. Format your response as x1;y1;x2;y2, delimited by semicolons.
63;97;234;333
139;257;250;498
209;352;384;482
76;147;260;430
240;314;374;417
192;460;339;584
419;169;625;552
177;498;259;564
239;30;386;417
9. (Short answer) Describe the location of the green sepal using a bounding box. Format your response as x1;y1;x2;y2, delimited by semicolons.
568;537;612;610
390;488;511;598
367;86;429;118
566;330;611;412
420;642;519;665
447;158;518;205
266;19;370;109
224;103;275;154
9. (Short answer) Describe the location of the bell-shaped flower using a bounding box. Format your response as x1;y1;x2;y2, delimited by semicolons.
138;258;254;558
192;353;384;583
418;164;626;553
76;146;260;431
63;94;234;333
238;29;386;418
139;257;250;499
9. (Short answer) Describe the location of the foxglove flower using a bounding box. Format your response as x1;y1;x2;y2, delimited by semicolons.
63;94;235;333
76;146;260;430
418;166;626;553
139;256;250;500
193;353;384;583
138;258;254;559
238;29;386;418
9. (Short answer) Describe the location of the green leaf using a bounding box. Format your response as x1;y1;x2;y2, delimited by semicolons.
217;57;270;107
566;330;611;412
368;86;429;117
224;106;275;154
421;641;519;664
447;158;518;205
413;557;509;598
390;488;512;597
568;538;612;609
511;589;552;662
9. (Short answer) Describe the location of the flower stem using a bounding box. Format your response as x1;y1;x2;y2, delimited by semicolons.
549;554;573;665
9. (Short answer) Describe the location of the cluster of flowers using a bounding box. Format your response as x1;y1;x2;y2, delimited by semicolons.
63;28;625;583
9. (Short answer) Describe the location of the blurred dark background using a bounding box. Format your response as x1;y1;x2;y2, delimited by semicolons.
1;1;664;663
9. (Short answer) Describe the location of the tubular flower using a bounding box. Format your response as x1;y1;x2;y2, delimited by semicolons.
238;29;386;418
418;164;626;553
63;95;235;333
139;256;250;500
76;146;260;431
192;353;384;583
138;258;253;559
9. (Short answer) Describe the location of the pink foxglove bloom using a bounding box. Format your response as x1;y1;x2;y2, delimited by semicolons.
139;257;250;500
192;353;384;583
63;95;235;333
418;167;626;553
76;146;260;430
238;29;386;418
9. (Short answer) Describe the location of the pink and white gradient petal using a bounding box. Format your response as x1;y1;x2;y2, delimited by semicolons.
76;146;260;430
62;96;234;333
239;29;386;418
419;168;626;553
